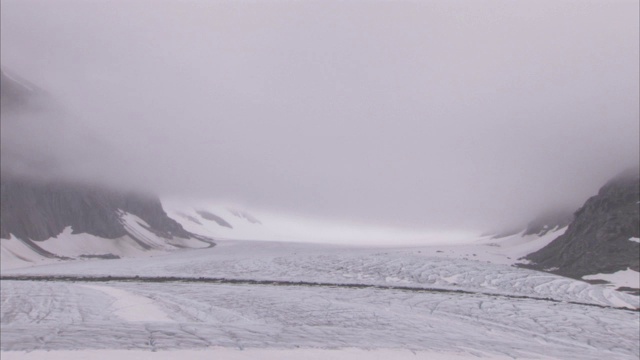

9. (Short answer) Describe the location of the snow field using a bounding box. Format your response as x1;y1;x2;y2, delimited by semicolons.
2;208;638;359
5;240;636;309
1;280;638;359
0;348;530;360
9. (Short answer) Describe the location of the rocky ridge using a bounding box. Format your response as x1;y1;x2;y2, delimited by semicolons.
1;68;212;261
523;169;640;280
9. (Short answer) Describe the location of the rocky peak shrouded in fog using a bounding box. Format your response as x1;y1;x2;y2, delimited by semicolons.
1;69;210;252
523;168;640;279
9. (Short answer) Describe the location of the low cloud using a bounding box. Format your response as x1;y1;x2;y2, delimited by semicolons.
1;0;638;232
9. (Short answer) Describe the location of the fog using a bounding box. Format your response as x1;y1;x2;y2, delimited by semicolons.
1;0;638;232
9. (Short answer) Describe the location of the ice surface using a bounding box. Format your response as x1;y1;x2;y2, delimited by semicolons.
0;348;533;360
2;229;638;359
1;278;638;359
5;240;636;309
79;284;175;322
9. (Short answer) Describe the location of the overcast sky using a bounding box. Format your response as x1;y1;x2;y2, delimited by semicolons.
1;0;638;232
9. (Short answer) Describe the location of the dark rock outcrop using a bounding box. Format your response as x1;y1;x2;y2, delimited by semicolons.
1;68;209;249
228;208;262;224
523;168;640;278
0;175;196;243
196;210;233;228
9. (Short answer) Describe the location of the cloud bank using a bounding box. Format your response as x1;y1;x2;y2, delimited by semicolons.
1;0;638;231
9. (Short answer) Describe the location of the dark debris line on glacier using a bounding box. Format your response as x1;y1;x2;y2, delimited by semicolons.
1;275;637;312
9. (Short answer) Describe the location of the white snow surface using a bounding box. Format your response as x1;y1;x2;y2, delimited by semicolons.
0;235;50;267
2;240;639;359
40;226;150;257
4;238;638;309
79;284;175;323
2;203;638;359
0;348;531;360
583;268;640;289
118;211;210;250
0;200;565;272
408;227;569;266
164;199;571;269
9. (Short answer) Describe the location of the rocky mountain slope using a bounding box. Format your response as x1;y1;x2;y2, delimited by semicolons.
0;175;204;242
1;69;212;267
523;169;640;283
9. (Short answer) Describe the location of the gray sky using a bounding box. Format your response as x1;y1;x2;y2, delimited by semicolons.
1;0;638;232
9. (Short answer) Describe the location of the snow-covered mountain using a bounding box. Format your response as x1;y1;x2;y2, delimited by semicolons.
522;168;640;292
0;176;214;268
0;69;212;269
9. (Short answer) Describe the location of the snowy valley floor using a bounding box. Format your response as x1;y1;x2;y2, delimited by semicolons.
1;240;639;359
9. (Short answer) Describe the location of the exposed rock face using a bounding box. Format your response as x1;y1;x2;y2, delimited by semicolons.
228;208;262;224
523;168;640;278
0;175;195;242
196;210;233;228
1;68;208;249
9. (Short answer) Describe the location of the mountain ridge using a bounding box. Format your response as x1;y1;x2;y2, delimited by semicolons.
522;168;640;282
1;68;214;267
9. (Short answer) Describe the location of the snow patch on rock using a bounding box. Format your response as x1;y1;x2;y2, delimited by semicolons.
583;268;640;289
